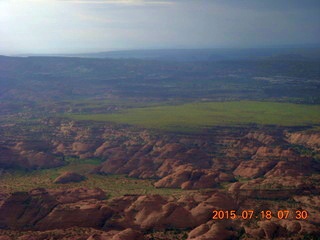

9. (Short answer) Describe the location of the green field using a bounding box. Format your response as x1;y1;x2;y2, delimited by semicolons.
66;101;320;132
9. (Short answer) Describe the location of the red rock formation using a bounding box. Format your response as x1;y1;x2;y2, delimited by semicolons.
0;144;65;170
253;146;298;160
188;222;238;240
0;188;108;230
265;159;317;178
245;131;276;145
0;187;319;239
233;160;277;178
53;171;86;184
286;131;320;150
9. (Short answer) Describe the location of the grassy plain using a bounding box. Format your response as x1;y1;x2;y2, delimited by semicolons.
66;101;320;132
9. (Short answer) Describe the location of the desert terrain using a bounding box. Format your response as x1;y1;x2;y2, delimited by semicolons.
0;51;319;239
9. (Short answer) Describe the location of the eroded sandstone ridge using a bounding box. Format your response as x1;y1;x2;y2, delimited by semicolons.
0;120;319;239
0;187;319;239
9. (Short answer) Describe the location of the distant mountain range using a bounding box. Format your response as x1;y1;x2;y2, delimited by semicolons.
13;47;320;62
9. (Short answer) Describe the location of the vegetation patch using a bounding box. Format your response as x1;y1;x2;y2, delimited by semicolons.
0;158;189;198
66;101;320;132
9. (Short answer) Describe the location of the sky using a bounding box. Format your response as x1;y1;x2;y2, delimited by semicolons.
0;0;320;54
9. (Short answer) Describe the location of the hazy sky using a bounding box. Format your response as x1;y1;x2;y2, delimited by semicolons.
0;0;320;54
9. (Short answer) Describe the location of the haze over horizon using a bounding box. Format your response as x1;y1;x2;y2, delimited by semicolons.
1;0;320;55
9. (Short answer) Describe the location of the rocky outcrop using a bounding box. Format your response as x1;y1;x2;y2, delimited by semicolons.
2;120;319;193
35;200;112;231
110;228;144;240
0;188;236;232
188;222;238;240
0;187;319;239
0;144;65;170
121;195;196;230
229;174;319;200
286;131;320;150
94;142;212;178
0;188;107;230
154;165;235;189
264;159;320;178
233;160;277;178
53;172;86;184
244;219;320;239
245;131;277;145
253;146;300;160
